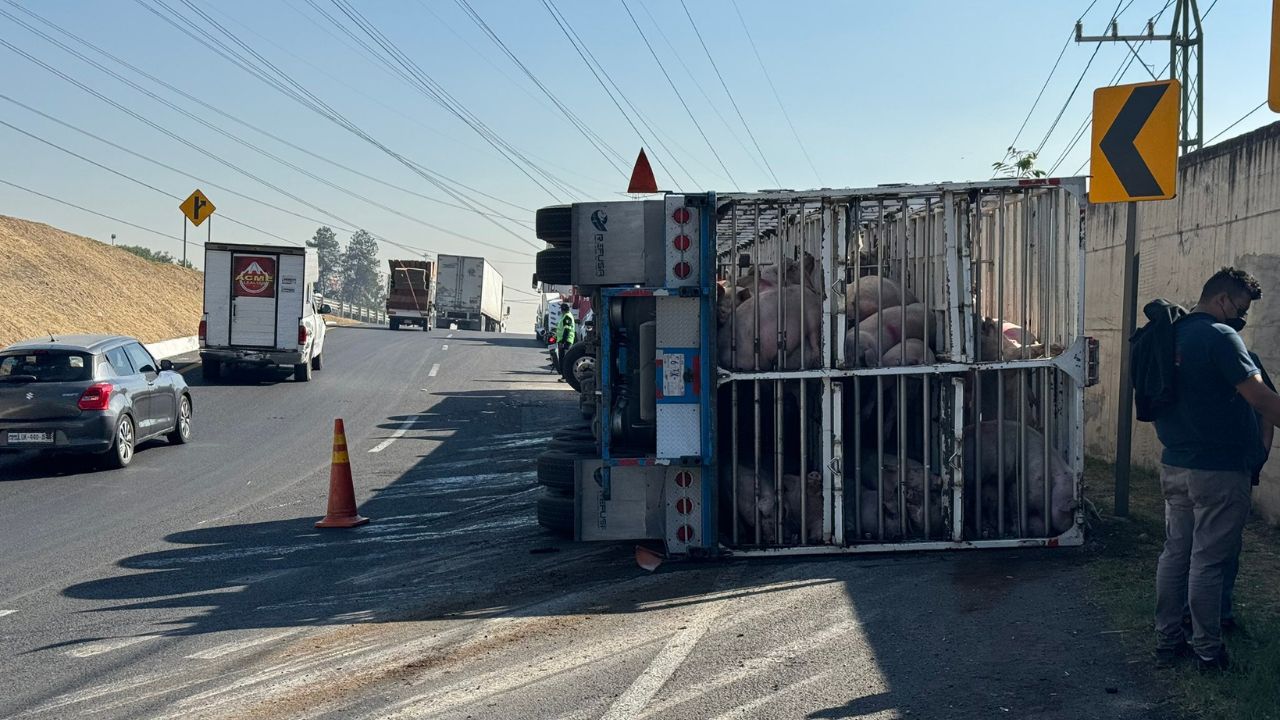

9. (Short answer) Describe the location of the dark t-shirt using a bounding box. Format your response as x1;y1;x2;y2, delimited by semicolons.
1154;312;1263;471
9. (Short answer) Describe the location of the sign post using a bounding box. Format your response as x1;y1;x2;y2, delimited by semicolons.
179;189;216;267
1090;79;1180;516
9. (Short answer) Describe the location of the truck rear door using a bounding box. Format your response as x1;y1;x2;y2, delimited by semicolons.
275;253;306;351
230;253;279;347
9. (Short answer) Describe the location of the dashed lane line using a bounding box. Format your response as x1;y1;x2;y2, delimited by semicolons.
428;363;440;377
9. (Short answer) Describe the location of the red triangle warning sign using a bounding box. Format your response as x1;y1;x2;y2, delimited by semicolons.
627;148;658;193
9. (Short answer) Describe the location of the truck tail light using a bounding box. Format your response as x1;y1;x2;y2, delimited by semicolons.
78;383;113;411
299;325;310;345
198;319;207;343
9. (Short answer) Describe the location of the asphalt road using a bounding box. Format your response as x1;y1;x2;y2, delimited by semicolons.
0;327;1164;720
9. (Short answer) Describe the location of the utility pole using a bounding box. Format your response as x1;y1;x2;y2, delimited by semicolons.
1076;0;1203;153
1077;0;1202;517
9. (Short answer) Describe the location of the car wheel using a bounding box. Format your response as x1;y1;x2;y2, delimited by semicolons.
535;248;572;285
536;491;574;536
167;395;192;445
311;353;324;371
535;205;572;247
104;414;135;469
294;360;313;382
202;359;221;381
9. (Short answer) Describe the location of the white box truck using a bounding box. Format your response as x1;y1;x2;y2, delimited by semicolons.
199;242;328;382
436;255;507;331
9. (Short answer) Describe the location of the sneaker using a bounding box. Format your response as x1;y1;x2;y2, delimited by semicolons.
1195;646;1230;673
1155;641;1192;669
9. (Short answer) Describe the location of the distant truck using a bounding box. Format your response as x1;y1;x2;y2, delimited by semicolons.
435;255;507;331
199;242;328;382
386;260;436;331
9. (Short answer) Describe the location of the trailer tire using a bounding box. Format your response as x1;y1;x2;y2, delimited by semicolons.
536;492;574;537
535;248;573;285
537;448;595;493
535;205;573;247
201;359;221;382
559;342;590;392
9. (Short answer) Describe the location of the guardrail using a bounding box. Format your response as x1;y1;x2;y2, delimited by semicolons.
319;296;387;325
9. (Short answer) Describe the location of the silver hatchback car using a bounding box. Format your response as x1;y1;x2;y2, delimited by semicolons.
0;335;193;468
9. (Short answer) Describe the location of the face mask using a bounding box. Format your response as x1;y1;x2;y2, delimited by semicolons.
1225;317;1247;332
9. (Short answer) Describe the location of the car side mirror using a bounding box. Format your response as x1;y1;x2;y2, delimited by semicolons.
160;359;174;372
319;304;333;314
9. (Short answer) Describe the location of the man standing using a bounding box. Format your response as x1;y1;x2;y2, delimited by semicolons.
555;303;576;379
1152;267;1280;671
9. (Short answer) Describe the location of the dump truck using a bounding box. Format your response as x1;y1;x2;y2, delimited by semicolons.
531;179;1100;558
436;255;506;331
386;260;436;331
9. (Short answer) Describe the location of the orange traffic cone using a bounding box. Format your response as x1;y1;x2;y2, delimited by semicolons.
315;419;369;529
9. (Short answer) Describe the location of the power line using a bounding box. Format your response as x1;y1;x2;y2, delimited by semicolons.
131;0;547;250
0;117;303;247
677;0;780;188
731;0;821;186
6;0;534;225
1206;101;1267;145
2;2;537;247
1030;0;1127;158
539;0;696;191
1001;0;1102;166
1048;0;1175;174
0;177;187;248
634;0;767;184
618;0;740;189
307;0;581;200
450;0;630;179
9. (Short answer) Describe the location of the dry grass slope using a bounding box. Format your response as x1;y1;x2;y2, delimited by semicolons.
0;215;202;348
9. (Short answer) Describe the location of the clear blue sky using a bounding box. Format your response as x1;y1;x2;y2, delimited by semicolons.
0;0;1272;330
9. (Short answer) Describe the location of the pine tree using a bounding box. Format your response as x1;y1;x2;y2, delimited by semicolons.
341;229;382;306
307;226;342;295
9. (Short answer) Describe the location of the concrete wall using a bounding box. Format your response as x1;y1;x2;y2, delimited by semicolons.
1084;120;1280;523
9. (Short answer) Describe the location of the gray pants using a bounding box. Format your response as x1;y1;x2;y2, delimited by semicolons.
1155;465;1251;658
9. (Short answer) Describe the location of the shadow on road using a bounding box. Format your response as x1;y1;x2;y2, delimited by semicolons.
43;352;1149;719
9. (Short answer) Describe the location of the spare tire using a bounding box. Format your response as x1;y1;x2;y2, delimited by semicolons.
535;248;572;285
536;205;573;247
536;491;574;537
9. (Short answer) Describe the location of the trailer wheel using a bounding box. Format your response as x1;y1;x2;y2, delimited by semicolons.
201;359;221;382
537;448;595;493
535;205;572;247
535;248;572;285
536;491;574;537
559;342;590;392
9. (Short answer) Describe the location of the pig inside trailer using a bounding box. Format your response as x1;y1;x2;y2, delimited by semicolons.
536;179;1098;556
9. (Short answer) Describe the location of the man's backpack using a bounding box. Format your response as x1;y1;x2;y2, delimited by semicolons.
1129;299;1187;422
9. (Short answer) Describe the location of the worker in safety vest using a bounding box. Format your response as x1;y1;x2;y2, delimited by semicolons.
554;303;576;378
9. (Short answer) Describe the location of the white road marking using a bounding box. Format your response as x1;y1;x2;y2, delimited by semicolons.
442;344;449;350
369;415;427;453
447;333;454;338
66;634;161;658
186;629;301;660
600;600;725;720
0;609;16;617
428;363;440;377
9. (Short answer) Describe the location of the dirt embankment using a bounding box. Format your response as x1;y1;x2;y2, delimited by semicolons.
0;215;203;348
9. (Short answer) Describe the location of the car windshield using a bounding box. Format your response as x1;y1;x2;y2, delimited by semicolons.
0;350;93;383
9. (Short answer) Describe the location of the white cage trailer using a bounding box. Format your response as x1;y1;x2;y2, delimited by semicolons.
533;179;1099;557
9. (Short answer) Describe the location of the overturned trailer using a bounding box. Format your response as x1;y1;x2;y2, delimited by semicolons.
534;178;1099;557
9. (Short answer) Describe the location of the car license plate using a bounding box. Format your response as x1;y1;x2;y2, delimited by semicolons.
9;431;53;444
